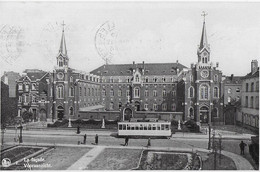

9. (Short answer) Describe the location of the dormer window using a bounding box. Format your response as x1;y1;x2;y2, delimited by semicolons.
135;74;140;82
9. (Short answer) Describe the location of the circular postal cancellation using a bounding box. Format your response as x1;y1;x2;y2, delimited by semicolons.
95;21;118;62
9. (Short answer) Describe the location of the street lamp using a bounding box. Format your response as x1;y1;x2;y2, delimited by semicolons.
17;122;23;143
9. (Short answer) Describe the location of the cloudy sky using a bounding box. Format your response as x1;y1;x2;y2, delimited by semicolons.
0;1;260;77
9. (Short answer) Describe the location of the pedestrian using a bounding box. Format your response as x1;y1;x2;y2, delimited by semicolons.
239;141;247;155
95;134;99;145
77;125;80;134
124;136;129;146
147;137;151;147
83;134;87;144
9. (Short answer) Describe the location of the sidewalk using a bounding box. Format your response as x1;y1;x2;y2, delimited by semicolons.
5;141;254;170
5;128;255;140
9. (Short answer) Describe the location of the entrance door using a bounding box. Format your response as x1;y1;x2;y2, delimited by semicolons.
39;109;47;121
135;101;140;111
200;106;209;123
57;106;64;120
123;108;132;121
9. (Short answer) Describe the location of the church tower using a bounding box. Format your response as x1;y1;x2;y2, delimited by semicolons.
197;12;210;65
56;22;69;68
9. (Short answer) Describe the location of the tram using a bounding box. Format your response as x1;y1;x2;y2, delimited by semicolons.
117;120;172;137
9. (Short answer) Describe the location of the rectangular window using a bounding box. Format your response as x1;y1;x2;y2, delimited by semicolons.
153;104;157;111
144;104;148;110
18;96;22;103
18;84;23;90
153;90;157;97
245;96;248;107
126;90;130;96
145;90;149;97
118;90;122;97
25;84;29;92
246;83;249;92
85;88;87;96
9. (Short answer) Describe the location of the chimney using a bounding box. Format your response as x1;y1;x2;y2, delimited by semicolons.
142;61;145;69
251;60;258;74
231;74;234;81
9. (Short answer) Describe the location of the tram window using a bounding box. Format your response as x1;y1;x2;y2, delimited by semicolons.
144;124;147;130
123;124;126;130
131;125;135;130
119;124;122;130
148;124;152;130
157;124;161;130
140;124;144;130
152;124;156;130
135;125;139;130
161;124;165;130
165;125;169;130
127;124;130;130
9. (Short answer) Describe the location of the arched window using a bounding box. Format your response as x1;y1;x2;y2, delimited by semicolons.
162;77;166;82
189;107;194;119
228;96;231;103
32;83;36;90
110;89;114;97
188;86;194;98
58;57;63;67
102;89;106;96
171;103;176;111
69;87;74;97
250;96;254;108
200;84;209;100
162;89;166;97
214;75;218;82
251;82;254;92
145;77;149;83
25;84;29;92
213;87;219;98
134;87;140;98
56;85;64;98
85;88;87;96
110;102;114;110
69;107;73;116
118;102;122;109
135;74;140;82
153;77;157;82
212;108;218;118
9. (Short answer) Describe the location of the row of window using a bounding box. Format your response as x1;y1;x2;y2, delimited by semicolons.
118;124;170;131
103;76;177;83
227;87;240;94
18;95;45;103
243;113;259;128
108;102;176;111
244;96;259;109
18;83;37;91
102;89;176;98
188;85;219;99
245;81;259;92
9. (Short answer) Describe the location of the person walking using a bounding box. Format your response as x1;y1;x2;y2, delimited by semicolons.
95;134;99;145
76;125;80;134
124;136;129;146
83;134;87;144
147;137;151;147
239;141;247;155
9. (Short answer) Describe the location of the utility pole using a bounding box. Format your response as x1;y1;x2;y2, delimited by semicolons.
218;134;222;165
213;131;217;170
208;123;211;150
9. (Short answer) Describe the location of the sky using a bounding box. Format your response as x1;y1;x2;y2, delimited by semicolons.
0;1;260;77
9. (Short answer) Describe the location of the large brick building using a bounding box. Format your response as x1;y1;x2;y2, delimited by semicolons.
16;16;228;125
177;18;224;125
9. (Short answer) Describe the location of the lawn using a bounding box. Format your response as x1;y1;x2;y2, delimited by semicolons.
31;146;92;170
200;152;237;170
86;148;142;170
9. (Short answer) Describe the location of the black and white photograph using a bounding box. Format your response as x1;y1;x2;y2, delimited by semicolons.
0;1;259;170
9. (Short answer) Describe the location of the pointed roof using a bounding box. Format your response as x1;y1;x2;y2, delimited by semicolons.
199;21;209;51
59;26;67;56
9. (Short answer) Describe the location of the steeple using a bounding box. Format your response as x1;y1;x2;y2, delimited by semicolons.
56;21;69;68
197;11;210;64
198;11;209;52
59;21;67;56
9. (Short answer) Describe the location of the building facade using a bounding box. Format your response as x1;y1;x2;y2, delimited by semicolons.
237;60;259;131
91;62;186;112
177;18;224;125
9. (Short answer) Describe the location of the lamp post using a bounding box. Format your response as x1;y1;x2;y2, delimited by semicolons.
1;125;6;148
208;123;211;150
17;122;23;143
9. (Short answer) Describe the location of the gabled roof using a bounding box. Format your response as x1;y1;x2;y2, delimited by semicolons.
224;76;243;85
243;68;259;79
90;62;187;76
19;69;48;81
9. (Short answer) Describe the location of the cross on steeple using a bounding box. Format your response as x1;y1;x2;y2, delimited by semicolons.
201;11;208;22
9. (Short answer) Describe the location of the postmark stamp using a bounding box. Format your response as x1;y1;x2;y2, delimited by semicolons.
0;25;25;65
95;21;118;64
